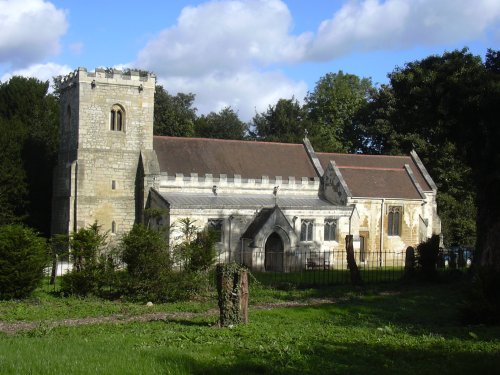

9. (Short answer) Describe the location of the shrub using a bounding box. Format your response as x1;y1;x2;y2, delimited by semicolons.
61;222;110;296
0;224;48;300
120;224;172;301
181;230;217;272
416;234;440;280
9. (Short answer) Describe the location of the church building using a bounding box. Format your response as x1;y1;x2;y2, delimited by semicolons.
51;68;440;271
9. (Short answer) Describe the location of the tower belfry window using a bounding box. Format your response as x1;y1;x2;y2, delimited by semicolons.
110;104;125;131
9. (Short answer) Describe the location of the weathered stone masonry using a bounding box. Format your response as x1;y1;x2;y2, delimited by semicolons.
51;68;156;237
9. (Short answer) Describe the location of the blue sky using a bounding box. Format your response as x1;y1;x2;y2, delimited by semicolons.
1;0;499;121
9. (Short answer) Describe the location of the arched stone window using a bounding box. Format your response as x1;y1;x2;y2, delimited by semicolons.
110;104;125;131
300;219;314;242
324;218;337;241
388;206;402;236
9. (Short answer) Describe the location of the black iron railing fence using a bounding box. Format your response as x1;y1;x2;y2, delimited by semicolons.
44;248;472;291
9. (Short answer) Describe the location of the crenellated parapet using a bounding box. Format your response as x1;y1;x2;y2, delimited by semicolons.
57;67;156;90
156;172;321;195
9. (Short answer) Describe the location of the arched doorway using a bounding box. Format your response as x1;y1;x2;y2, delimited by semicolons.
265;232;284;272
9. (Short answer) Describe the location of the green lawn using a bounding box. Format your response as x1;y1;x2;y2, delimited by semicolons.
1;281;499;374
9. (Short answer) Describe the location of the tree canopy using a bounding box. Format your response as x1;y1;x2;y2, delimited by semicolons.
252;97;308;143
305;71;374;152
0;77;59;235
195;106;247;140
154;85;197;137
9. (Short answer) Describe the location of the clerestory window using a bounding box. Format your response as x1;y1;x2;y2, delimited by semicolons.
110;104;125;131
388;206;402;236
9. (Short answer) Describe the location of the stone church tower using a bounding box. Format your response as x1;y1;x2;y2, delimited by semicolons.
51;68;156;237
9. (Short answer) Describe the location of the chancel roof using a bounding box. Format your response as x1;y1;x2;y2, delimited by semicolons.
316;152;432;199
317;152;432;192
153;136;317;180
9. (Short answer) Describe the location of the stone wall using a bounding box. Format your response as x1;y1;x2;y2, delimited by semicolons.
51;68;156;237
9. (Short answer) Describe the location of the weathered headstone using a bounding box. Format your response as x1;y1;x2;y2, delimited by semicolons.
404;246;415;279
346;235;362;285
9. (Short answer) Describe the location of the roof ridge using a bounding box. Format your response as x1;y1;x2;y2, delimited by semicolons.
153;135;302;147
337;166;405;171
317;152;410;159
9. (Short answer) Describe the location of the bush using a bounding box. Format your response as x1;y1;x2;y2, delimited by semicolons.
0;224;48;300
416;234;440;280
61;223;111;296
120;224;172;301
175;230;217;272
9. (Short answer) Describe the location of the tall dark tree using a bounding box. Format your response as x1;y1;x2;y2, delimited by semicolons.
466;49;500;270
0;118;27;224
195;106;246;140
362;49;484;246
153;85;197;137
305;71;374;152
251;97;308;143
0;77;59;235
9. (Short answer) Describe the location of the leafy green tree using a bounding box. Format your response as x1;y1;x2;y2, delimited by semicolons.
154;85;196;137
305;71;374;152
195;106;246;140
0;76;59;235
0;224;48;300
251;97;308;143
362;49;483;246
0;118;27;225
465;49;500;270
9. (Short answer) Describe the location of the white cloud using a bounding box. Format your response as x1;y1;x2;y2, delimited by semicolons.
0;0;67;68
1;62;72;90
135;0;500;121
161;69;307;122
136;0;311;121
308;0;500;60
137;0;311;77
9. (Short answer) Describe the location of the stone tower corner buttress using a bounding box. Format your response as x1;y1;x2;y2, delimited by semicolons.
51;67;156;237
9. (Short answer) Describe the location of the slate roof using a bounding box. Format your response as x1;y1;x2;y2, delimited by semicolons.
240;207;275;239
316;152;432;192
152;136;434;201
158;192;340;210
153;136;317;180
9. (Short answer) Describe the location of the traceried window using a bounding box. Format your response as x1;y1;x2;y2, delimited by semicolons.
388;206;402;236
110;104;125;131
300;219;314;242
208;219;223;243
324;219;337;241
